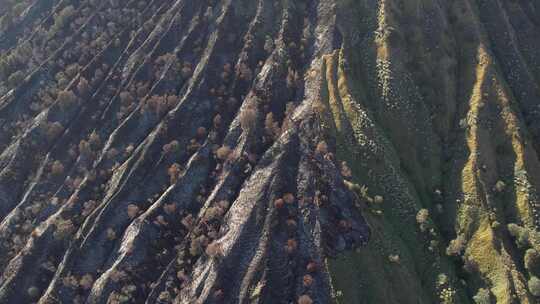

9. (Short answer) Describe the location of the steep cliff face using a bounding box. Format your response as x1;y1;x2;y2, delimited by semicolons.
0;0;539;303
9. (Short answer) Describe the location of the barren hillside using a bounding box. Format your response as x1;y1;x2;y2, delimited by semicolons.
0;0;539;303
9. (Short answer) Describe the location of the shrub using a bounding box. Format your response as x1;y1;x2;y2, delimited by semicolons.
274;198;284;209
57;90;77;109
168;163;182;184
297;295;313;304
315;141;328;155
238;63;252;81
213;114;222;128
205;242;223;257
216;146;232;161
416;209;430;224
82;200;97;217
79;140;92;157
494;180;506;193
127;204;140;219
306;261;318;273
240;106;257;132
119;91;134;105
27;286;40;299
53;219;75;240
373;195;384;204
303;274;314;287
341;161;352;178
388;254;400;263
106;228;116;241
528;276;540;297
181;63;193;79
283;193;295;204
473;288;492;304
52;5;76;33
507;223;530;248
106;148;119;159
88;131;101;150
7;70;24;87
196;127;207;139
46;122;64;140
446;234;466;257
80;274;94;290
285;239;297;254
77;77;89;96
65;64;79;79
163;140;180;154
525;249;540;276
264;113;280;139
163;203;177;215
51;160;65;176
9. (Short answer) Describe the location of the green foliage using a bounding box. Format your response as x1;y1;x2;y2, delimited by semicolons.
528;276;540;297
51;5;76;33
507;223;530;248
7;70;24;87
473;288;492;304
525;249;540;276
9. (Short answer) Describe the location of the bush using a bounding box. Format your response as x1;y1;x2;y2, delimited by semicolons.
51;160;65;176
52;5;76;33
79;274;94;290
240;106;257;132
285;239;297;254
79;140;92;157
297;295;313;304
168;163;182;184
77;77;89;96
46;122;64;140
525;249;540;276
205;242;223;258
119;91;134;105
27;286;40;299
473;288;492;304
416;209;430;224
303;274;313;287
315;141;328;155
57;90;77;109
127;204;140;219
446;234;466;257
163;140;180;154
528;276;540;297
264;113;279;139
507;223;530;248
7;70;24;87
88;131;100;149
283;193;295;204
216;146;232;161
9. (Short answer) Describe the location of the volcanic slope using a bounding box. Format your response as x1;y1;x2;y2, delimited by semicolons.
0;0;540;304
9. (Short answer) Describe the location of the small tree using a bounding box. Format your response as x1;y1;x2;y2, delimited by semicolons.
240;106;257;132
525;249;540;276
528;276;540;297
7;70;24;87
77;77;89;96
446;234;466;257
297;295;313;304
51;160;65;176
473;288;492;304
216;146;232;161
57;90;77;109
46;122;64;140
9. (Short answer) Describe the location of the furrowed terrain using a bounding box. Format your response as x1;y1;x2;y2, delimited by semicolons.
0;0;539;304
